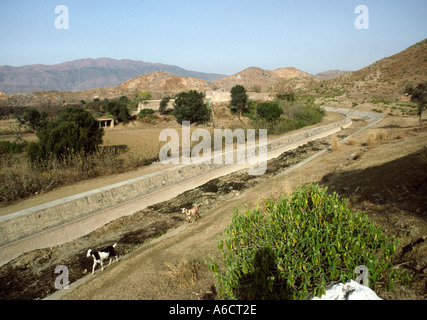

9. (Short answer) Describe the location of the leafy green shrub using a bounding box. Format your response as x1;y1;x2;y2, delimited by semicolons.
290;103;325;124
277;92;295;102
27;107;104;166
256;101;284;121
209;184;409;300
0;140;28;155
250;101;325;136
17;107;47;130
138;108;155;118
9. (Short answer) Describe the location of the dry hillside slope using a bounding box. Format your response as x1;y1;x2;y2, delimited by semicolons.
211;66;317;92
117;71;210;94
323;38;427;100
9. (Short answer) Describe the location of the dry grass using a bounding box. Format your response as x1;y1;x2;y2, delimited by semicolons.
331;134;340;151
392;131;407;140
162;259;203;289
253;177;294;206
0;147;159;207
366;129;387;146
346;139;357;146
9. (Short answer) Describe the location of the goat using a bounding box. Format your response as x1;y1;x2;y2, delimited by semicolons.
182;204;201;223
86;243;118;274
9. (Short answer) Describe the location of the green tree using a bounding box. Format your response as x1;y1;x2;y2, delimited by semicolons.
230;85;249;117
256;101;284;121
103;100;130;123
173;90;210;123
18;108;47;130
404;81;426;126
28;107;104;165
159;96;171;115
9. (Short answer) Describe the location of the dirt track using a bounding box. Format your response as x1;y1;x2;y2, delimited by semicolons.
1;111;426;300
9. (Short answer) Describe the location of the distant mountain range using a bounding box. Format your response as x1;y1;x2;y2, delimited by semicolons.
0;58;228;94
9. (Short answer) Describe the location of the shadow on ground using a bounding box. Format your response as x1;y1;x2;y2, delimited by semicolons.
321;147;427;299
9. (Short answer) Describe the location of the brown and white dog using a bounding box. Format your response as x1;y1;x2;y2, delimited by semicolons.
182;205;201;223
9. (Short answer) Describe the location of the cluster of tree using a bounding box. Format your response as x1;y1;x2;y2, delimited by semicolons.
229;85;283;122
83;96;131;123
0;105;28;120
17;107;48;130
102;97;131;123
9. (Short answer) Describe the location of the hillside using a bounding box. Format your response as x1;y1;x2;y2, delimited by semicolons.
211;66;317;92
0;58;226;94
314;70;351;80
117;71;210;94
321;38;427;100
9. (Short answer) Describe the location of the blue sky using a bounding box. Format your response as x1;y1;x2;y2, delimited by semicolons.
0;0;426;75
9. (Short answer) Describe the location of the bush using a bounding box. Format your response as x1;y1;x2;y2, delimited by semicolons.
249;101;325;136
0;140;27;155
277;92;296;102
209;184;409;300
138;108;155;118
256;101;283;121
18;108;47;130
27;107;104;166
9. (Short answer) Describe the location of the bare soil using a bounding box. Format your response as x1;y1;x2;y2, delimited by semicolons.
0;109;426;300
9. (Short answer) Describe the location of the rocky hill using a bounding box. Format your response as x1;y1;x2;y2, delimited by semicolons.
211;67;317;92
0;58;226;94
314;70;351;80
117;71;210;94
